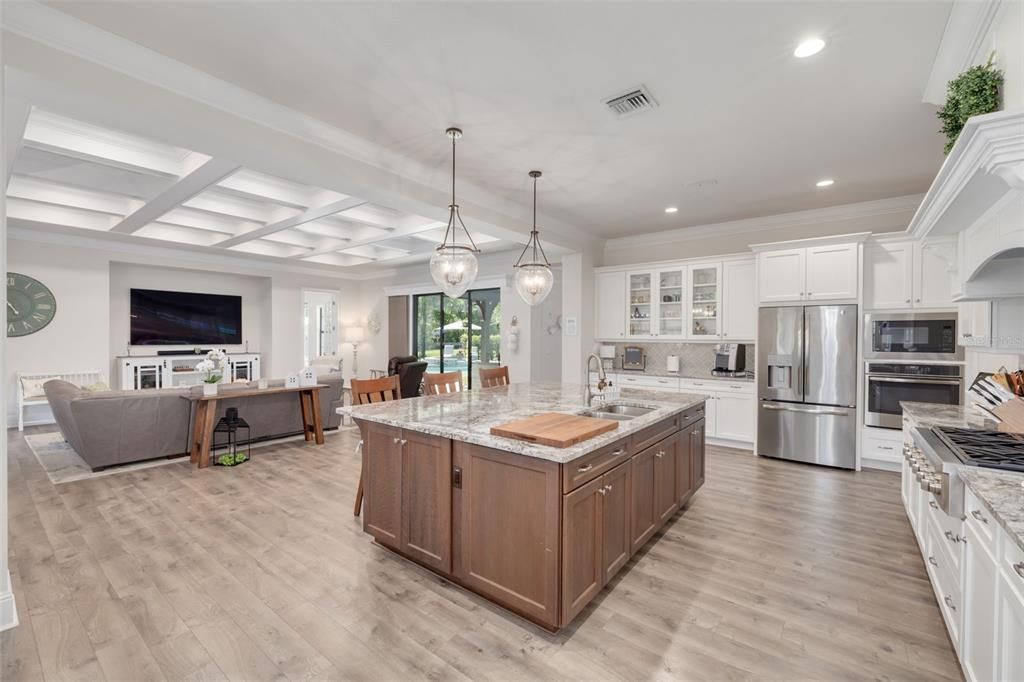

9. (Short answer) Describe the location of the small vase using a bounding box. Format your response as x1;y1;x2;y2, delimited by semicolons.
203;382;218;397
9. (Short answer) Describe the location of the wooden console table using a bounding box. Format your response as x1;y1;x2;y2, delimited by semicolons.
184;384;328;468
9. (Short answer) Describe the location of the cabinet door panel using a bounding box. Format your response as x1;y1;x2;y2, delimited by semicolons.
595;271;626;339
654;437;678;524
452;443;561;628
630;447;658;554
722;259;756;340
805;243;858;301
758;249;805;303
362;422;403;549
915;238;956;308
691;420;706;491
561;478;604;625
688;264;721;339
657;268;687;338
715;393;754;442
962;523;997;682
627;271;654;337
601;462;631;581
400;431;452;573
676;426;694;505
864;242;913;309
999;565;1024;682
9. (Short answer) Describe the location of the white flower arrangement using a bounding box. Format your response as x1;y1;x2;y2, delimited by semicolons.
196;349;227;384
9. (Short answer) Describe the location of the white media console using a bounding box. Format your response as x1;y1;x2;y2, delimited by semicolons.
118;352;261;390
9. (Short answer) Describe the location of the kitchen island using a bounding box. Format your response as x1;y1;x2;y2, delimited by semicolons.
339;383;707;630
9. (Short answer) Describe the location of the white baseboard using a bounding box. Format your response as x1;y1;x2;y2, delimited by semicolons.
0;572;18;632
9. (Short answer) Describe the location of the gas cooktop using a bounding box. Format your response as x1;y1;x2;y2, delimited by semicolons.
933;426;1024;473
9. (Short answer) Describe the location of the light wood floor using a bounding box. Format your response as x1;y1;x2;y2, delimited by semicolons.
2;425;962;681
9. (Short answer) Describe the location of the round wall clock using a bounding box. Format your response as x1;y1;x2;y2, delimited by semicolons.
7;272;57;337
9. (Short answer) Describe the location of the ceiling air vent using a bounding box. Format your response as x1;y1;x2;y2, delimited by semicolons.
604;85;658;118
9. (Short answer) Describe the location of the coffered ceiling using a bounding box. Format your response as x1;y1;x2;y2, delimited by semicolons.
38;0;953;238
5;109;509;271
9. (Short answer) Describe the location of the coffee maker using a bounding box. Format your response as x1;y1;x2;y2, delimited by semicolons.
712;343;746;377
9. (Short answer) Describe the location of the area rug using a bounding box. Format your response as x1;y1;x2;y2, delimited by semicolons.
25;426;353;485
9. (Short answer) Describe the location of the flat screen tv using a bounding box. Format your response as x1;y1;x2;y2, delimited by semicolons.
130;289;242;345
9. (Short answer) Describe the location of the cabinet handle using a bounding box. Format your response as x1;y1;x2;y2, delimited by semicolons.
944;530;956;543
655;451;665;458
877;445;894;451
944;596;956;612
1015;562;1024;579
611;449;625;457
577;463;594;473
928;556;938;567
400;439;407;445
971;510;988;524
597;487;607;496
905;299;911;304
963;333;973;338
393;437;401;444
605;484;613;492
929;500;938;509
807;292;813;297
916;298;921;303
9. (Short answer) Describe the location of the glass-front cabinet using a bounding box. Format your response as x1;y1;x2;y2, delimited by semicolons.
627;272;652;337
656;268;686;338
689;263;722;339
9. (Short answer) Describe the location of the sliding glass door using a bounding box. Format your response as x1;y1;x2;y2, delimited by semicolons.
413;288;500;389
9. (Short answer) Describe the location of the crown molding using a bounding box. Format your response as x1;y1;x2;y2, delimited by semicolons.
749;231;871;253
0;1;595;253
604;194;923;252
922;0;1003;105
907;109;1024;239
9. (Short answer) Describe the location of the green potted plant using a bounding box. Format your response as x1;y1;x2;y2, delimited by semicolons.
937;54;1004;154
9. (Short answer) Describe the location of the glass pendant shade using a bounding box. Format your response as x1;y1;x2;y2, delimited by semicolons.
514;263;554;305
513;170;555;306
430;244;479;299
431;127;480;298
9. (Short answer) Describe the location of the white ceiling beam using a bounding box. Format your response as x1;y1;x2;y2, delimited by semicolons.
292;218;442;260
213;196;366;248
7;175;144;215
4;97;32;190
109;157;241;234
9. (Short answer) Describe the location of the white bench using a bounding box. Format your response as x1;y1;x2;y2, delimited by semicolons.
17;370;105;431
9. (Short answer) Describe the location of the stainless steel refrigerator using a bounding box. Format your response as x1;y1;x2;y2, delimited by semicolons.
757;305;858;469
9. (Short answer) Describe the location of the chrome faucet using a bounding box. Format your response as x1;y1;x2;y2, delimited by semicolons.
585;353;609;406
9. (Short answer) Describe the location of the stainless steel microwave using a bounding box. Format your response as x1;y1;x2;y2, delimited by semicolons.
863;312;962;362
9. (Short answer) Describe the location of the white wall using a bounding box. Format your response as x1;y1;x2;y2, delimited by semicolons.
991;0;1024;110
5;234;356;424
560;252;597;384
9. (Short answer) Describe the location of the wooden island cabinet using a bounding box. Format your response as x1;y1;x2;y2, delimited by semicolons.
353;401;706;630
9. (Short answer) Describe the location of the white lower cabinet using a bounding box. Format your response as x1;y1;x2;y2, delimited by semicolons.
901;445;1024;682
681;379;754;444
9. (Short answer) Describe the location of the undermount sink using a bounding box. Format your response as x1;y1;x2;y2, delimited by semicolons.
584;404;657;420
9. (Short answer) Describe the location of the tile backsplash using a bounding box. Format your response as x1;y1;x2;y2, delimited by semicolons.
602;342;755;378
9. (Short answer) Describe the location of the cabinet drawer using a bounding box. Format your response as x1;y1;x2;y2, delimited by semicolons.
1002;530;1024;588
562;436;631;493
965;487;998;555
927;495;965;574
678;404;706;428
617;374;679;391
631;416;679;453
926;517;962;647
862;435;902;464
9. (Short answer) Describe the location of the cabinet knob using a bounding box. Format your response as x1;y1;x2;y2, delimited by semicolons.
393;437;400;444
605;484;613;492
400;439;407;445
597;487;607;495
943;596;956;612
928;556;938;567
970;510;988;524
807;292;813;297
655;451;665;458
916;299;921;303
905;299;911;304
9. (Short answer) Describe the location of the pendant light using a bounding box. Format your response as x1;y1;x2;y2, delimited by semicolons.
430;127;480;298
513;170;555;306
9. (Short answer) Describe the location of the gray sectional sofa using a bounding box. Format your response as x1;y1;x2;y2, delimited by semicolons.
43;374;345;470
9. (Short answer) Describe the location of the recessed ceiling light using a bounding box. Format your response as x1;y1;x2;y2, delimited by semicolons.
794;38;826;58
664;207;678;213
816;179;835;187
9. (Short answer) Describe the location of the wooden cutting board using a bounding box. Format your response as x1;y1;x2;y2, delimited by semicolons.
490;412;619;448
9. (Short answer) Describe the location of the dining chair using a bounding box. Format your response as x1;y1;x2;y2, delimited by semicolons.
478;366;510;388
351;375;401;517
423;371;463;395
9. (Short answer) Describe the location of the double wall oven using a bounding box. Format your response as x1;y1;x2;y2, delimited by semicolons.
864;312;963;429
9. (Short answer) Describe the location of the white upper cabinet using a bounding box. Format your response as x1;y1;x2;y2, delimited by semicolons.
656;268;686;339
757;242;859;304
915;237;957;308
958;301;991;347
757;248;806;302
722;259;756;340
864;242;914;309
864;237;957;310
595;270;626;339
805;243;859;301
688;263;722;339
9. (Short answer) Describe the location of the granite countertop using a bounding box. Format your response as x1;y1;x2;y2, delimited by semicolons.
959;467;1024;553
901;402;998;430
338;382;707;463
902;401;1023;552
610;370;755;383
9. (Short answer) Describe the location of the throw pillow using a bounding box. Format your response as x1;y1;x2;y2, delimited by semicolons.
20;376;58;400
80;381;110;392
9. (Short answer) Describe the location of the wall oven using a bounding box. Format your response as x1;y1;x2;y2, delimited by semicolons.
864;312;962;362
865;363;963;429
